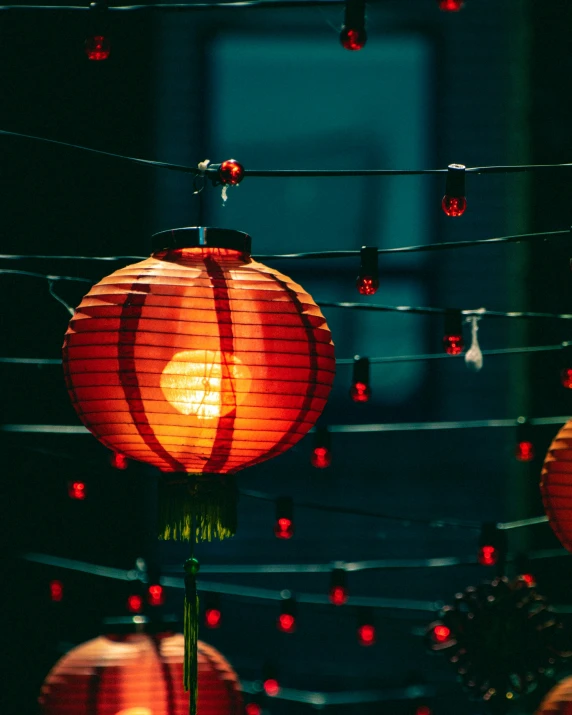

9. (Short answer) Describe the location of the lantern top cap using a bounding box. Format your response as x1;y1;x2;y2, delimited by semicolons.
151;227;252;254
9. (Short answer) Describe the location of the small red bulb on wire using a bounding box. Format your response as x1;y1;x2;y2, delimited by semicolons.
357;607;375;646
442;163;467;216
329;568;348;605
520;573;536;587
67;480;86;500
416;706;432;715
274;497;294;539
432;624;451;643
278;596;297;633
443;311;464;355
515;417;534;462
478;522;506;568
311;427;331;468
85;35;111;61
561;368;572;389
205;592;222;628
127;594;143;613
340;0;367;50
50;580;64;602
110;452;129;470
437;0;464;11
356;246;379;295
147;583;165;607
218;159;245;186
246;704;262;715
350;356;371;403
263;679;280;697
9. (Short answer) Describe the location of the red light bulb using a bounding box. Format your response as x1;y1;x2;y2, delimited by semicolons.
110;452;128;470
561;368;572;388
437;0;464;10
329;585;348;606
478;544;497;566
358;624;376;646
127;594;143;613
274;517;294;540
218;159;244;186
520;573;536;587
356;275;379;295
416;707;432;715
443;334;464;355
515;440;534;462
205;608;222;628
432;624;451;643
246;705;262;715
147;584;165;606
340;27;367;51
278;613;296;633
263;679;280;697
311;445;331;469
442;195;467;217
67;480;86;500
85;35;111;61
350;381;371;403
50;580;64;602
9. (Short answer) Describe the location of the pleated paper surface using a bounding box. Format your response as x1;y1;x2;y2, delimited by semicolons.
535;676;572;715
63;247;335;474
39;633;243;715
541;419;572;553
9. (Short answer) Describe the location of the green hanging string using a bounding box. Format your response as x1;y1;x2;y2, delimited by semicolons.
184;555;200;715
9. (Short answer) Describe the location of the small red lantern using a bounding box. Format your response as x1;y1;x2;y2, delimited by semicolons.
541;419;572;552
39;633;243;715
535;676;572;715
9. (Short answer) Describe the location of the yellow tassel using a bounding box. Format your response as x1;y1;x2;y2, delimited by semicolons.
158;475;237;542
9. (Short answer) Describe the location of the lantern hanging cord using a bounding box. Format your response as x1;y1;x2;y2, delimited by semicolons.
4;268;572;323
0;228;569;263
4;127;572;179
2;340;571;367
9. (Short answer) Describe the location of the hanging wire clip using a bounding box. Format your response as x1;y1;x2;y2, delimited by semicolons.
464;309;485;371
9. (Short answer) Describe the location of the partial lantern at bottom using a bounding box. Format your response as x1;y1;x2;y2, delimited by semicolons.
39;633;243;715
536;677;572;715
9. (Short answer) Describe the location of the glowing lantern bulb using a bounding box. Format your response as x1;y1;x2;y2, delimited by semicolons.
85;35;110;61
340;27;367;50
350;381;370;402
442;163;467;216
516;440;534;462
432;624;451;643
278;613;296;633
147;584;165;607
330;586;347;606
356;275;379;295
160;350;250;419
111;452;129;470
50;580;64;602
442;195;467;217
437;0;464;10
311;445;331;468
274;517;294;539
127;594;143;613
358;624;376;646
263;679;280;697
561;368;572;388
205;608;222;628
478;545;497;566
246;705;262;715
68;481;86;500
218;159;244;185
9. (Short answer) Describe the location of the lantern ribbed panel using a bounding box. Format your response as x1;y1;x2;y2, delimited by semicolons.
536;677;572;715
63;247;335;474
39;634;243;715
541;419;572;553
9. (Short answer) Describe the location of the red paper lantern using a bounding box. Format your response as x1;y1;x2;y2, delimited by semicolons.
39;633;243;715
63;227;335;541
535;677;572;715
541;419;572;552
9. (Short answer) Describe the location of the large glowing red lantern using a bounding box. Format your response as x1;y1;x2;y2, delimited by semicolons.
541;419;572;552
63;227;335;540
39;633;243;715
